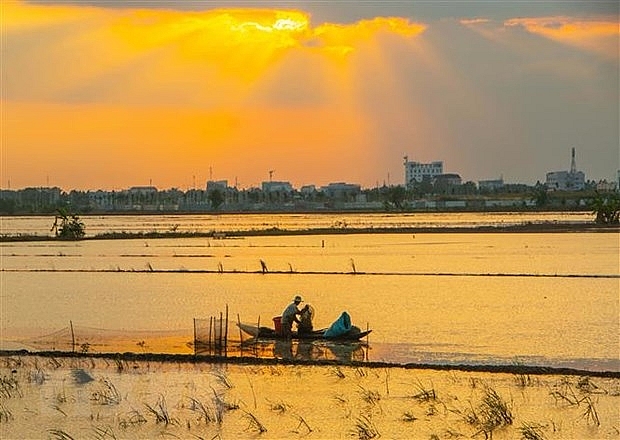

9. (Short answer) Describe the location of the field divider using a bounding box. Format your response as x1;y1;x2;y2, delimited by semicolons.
1;268;618;278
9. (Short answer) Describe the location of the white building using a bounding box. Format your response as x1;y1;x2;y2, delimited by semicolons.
403;156;443;186
261;181;293;193
545;148;585;191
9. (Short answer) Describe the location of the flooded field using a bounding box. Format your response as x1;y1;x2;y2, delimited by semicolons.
1;213;618;372
1;213;619;439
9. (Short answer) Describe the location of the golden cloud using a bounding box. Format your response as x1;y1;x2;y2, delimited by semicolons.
504;16;619;60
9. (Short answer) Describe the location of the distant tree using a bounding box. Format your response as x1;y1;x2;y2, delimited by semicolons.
589;192;620;224
410;177;434;198
0;198;16;214
51;208;85;240
384;185;408;210
531;185;549;208
208;189;225;210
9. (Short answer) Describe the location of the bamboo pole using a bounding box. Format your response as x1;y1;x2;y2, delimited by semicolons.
237;313;244;356
255;315;260;356
224;304;229;358
219;311;223;355
193;318;197;356
208;316;213;355
366;322;370;362
69;320;75;353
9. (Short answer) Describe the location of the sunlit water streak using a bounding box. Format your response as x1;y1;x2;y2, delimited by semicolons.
0;211;594;237
1;213;618;372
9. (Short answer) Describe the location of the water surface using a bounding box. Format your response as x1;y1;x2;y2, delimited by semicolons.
1;213;617;372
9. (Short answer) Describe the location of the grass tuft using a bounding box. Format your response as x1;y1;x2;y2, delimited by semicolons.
357;385;381;406
519;422;548;440
0;402;14;423
90;378;121;405
91;424;117;440
47;429;75;440
268;399;289;414
244;411;267;433
118;410;147;429
211;370;233;389
351;413;379;439
580;396;600;426
293;415;313;434
474;386;513;436
0;374;22;399
188;396;218;424
401;410;418;422
410;380;436;402
145;395;175;425
329;366;346;379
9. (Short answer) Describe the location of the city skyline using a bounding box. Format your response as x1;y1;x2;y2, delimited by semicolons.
2;1;618;191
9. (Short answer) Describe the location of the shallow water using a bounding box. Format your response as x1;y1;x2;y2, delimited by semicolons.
1;213;618;372
0;211;594;237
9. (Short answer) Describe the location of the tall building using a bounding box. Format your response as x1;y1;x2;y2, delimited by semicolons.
545;148;585;191
403;156;443;187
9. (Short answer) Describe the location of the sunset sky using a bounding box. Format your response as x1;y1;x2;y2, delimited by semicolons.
1;0;618;190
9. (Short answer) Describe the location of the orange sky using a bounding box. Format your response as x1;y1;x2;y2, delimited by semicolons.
1;1;618;190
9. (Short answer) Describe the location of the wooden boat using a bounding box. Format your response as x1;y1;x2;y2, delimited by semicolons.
237;322;372;341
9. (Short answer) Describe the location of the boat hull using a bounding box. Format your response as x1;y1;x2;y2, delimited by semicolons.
237;323;371;341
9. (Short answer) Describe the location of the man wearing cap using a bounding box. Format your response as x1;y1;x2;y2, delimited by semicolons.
281;295;303;338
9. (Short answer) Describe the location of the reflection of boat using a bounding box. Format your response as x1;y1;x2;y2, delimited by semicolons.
237;322;372;341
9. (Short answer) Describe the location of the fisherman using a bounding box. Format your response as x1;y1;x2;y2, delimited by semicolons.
281;295;303;338
298;304;314;336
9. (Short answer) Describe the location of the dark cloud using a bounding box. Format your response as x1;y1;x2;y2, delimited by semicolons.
27;1;619;22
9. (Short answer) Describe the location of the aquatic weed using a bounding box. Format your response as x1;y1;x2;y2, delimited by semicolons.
357;385;381;406
118;410;147;429
268;399;289;414
401;410;418;422
292;414;313;434
243;411;267;433
47;429;75;440
350;413;379;440
474;386;513;437
410;380;436;402
188;396;218;424
144;395;176;425
0;402;14;423
0;374;22;398
90;378;121;405
519;422;548;440
92;424;116;440
329;366;346;379
580;396;600;426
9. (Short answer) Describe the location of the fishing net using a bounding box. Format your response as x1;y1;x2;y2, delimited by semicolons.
9;325;192;354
